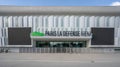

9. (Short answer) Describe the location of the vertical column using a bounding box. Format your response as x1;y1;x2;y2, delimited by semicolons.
64;16;69;28
79;16;85;28
8;16;13;27
18;16;23;27
99;16;105;27
104;16;109;27
13;16;17;27
3;16;8;28
109;16;115;27
54;16;58;31
33;16;38;32
74;16;79;31
59;16;63;28
89;16;95;27
70;16;74;28
5;28;8;46
37;16;42;32
84;16;88;28
2;16;7;47
114;17;119;28
48;15;53;28
43;16;48;32
53;16;56;31
2;37;4;47
0;16;3;28
114;15;119;47
0;16;2;46
28;16;33;27
23;16;28;27
56;16;64;28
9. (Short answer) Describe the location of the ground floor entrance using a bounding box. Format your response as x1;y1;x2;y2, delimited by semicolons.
31;36;91;53
34;41;87;53
36;41;87;48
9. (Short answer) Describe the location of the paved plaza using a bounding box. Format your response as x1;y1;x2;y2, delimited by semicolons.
0;53;120;67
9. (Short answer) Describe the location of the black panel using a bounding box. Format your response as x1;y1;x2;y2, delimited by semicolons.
91;28;114;45
8;27;31;45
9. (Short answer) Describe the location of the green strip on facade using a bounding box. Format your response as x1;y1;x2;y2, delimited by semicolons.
31;32;45;36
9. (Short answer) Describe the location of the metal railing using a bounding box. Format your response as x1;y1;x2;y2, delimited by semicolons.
19;47;115;53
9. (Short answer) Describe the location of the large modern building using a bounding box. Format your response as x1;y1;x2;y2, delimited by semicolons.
0;6;120;53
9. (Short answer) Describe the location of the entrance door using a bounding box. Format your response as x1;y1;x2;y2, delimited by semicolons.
36;41;86;48
36;41;50;47
35;41;87;53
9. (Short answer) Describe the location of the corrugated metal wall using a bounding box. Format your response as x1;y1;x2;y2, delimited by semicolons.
0;16;120;47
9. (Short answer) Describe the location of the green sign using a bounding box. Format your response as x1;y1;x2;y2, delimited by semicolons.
31;32;45;36
31;31;92;36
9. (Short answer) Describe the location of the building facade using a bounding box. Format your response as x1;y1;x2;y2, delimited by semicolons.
0;6;120;53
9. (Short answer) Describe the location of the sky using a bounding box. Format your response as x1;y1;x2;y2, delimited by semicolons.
0;0;120;6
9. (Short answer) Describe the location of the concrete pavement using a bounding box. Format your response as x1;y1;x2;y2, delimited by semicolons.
0;53;120;67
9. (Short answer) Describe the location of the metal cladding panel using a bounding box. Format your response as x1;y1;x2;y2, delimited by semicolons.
91;28;114;45
0;6;120;16
8;27;31;45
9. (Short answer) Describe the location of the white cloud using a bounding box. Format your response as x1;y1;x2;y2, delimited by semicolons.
111;1;120;6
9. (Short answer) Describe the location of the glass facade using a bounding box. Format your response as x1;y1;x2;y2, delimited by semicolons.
0;16;120;47
36;41;86;48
